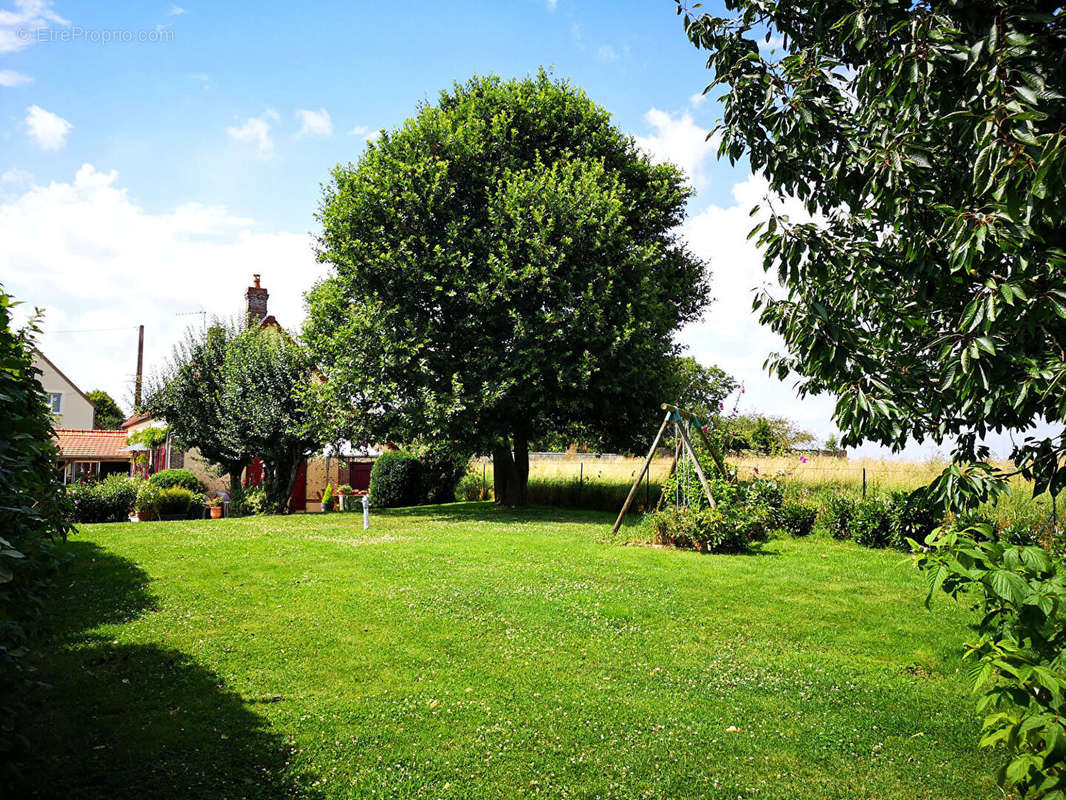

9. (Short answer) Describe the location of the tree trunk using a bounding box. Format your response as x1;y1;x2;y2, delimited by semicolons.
493;435;529;506
279;452;303;515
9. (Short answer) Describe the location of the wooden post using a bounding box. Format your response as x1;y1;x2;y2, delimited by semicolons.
661;403;730;479
611;411;671;535
677;420;716;508
134;324;144;409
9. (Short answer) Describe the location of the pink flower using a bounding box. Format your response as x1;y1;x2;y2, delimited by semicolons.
799;456;808;463
753;467;759;474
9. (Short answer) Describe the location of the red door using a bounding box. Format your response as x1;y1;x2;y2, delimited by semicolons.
350;461;372;492
290;460;307;512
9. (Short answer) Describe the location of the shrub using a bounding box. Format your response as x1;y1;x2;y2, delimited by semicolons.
149;468;206;494
0;295;71;771
916;527;1066;799
778;500;817;537
457;472;491;501
886;490;941;549
418;442;468;504
998;522;1042;548
67;475;139;524
646;505;768;553
321;483;335;512
229;486;267;517
369;451;422;508
822;495;856;540
851;498;894;548
153;487;196;518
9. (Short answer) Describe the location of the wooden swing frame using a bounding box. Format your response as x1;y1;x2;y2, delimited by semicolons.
609;403;731;535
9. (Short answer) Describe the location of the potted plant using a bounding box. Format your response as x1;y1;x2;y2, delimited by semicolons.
335;484;353;511
204;496;224;519
134;481;159;522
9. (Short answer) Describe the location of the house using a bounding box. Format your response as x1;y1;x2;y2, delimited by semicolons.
34;348;95;430
131;275;379;510
35;348;134;482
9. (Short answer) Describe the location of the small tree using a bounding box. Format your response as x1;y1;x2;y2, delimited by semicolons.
86;389;124;430
221;327;324;514
306;71;709;504
147;322;250;495
663;357;738;421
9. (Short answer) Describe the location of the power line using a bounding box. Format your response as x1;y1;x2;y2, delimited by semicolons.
49;325;140;334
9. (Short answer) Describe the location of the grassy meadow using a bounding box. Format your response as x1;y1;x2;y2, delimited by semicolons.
483;453;1061;534
18;504;996;799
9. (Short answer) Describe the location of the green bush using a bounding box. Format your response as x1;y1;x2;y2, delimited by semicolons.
369;451;423;508
822;495;856;540
916;527;1066;799
418;443;468;504
149;468;206;494
321;483;335;512
851;498;894;548
646;505;769;553
0;292;71;771
998;522;1042;548
886;490;941;549
66;475;139;524
778;500;817;537
457;473;490;501
229;486;267;517
153;487;196;518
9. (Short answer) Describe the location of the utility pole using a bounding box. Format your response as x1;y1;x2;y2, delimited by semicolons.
134;324;144;409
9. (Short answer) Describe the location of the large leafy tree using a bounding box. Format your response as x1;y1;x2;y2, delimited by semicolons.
663;356;738;421
306;72;710;504
86;389;124;430
146;322;250;494
679;0;1066;504
221;327;324;514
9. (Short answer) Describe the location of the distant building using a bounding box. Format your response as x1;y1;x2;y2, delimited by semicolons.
33;348;95;430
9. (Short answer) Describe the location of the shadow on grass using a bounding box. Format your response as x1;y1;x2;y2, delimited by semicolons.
15;540;321;800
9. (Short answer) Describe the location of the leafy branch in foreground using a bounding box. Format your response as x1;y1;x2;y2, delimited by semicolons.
679;0;1066;506
914;526;1065;797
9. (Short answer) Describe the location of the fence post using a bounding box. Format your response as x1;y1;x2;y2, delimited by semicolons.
862;467;867;499
579;462;583;502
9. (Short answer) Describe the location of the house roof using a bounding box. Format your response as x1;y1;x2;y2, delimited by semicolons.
120;412;153;429
54;429;130;461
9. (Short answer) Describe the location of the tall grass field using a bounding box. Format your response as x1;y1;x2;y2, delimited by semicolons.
469;453;1061;533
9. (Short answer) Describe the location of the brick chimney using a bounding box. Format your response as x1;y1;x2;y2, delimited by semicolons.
245;274;268;327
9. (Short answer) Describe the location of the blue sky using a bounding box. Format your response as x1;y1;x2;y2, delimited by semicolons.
0;0;965;459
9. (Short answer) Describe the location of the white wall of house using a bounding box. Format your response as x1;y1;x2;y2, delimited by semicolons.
33;350;95;429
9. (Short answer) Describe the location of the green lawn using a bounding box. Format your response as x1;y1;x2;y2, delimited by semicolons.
18;503;996;799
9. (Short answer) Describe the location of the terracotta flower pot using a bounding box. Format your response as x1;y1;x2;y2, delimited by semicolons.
210;505;223;519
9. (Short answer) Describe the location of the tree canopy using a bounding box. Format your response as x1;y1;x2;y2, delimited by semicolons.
221;326;324;514
146;322;250;494
679;0;1066;505
86;389;124;430
305;71;710;504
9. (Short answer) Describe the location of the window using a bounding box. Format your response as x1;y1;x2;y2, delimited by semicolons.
48;392;62;414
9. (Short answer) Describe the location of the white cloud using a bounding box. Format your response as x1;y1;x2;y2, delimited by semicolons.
25;104;71;149
346;124;368;137
295;107;333;138
0;0;68;53
0;68;30;86
168;4;184;14
633;108;717;189
596;44;619;62
546;0;558;10
689;90;707;108
226;109;279;157
759;35;784;54
0;164;324;409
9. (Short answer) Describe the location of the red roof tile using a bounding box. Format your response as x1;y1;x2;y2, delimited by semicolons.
120;412;152;429
53;429;130;461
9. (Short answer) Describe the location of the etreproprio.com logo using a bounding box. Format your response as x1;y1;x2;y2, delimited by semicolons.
17;26;175;45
